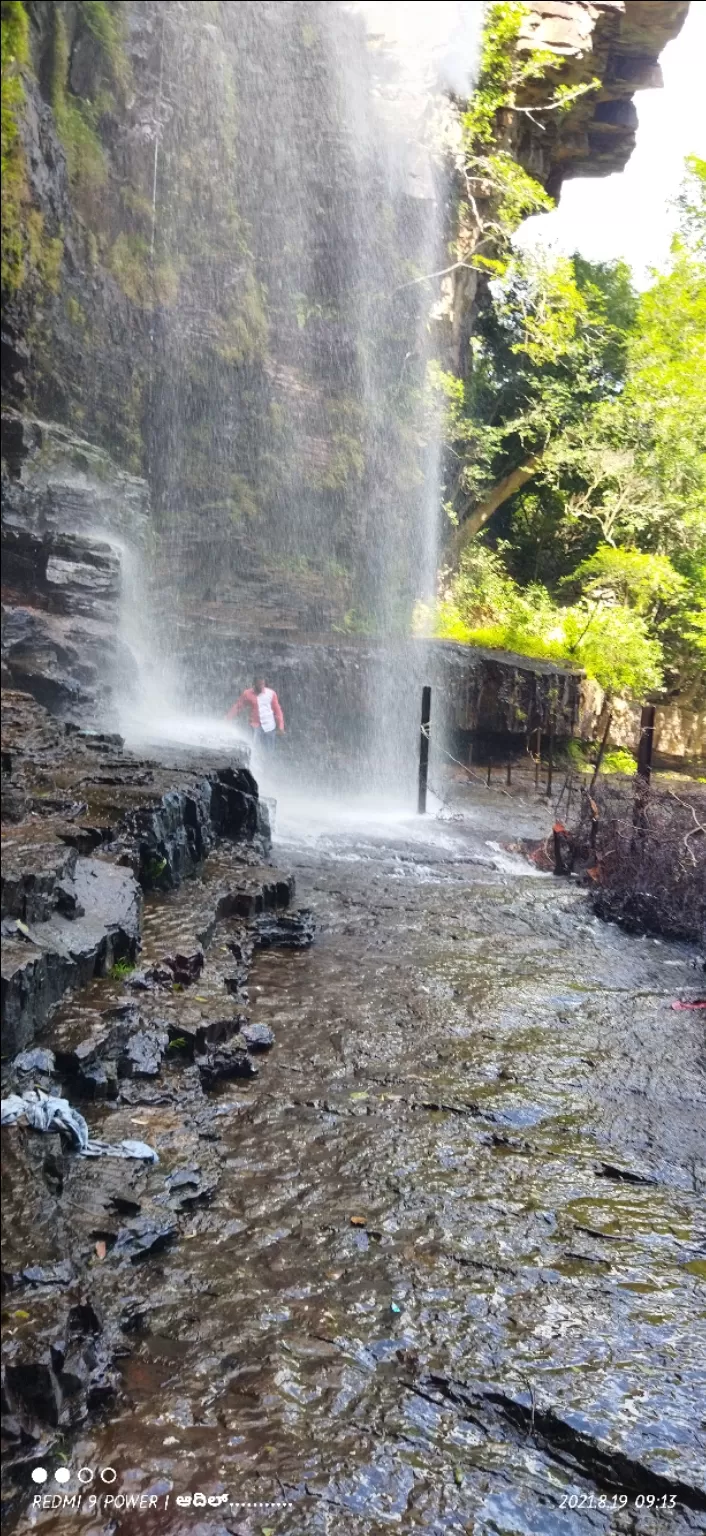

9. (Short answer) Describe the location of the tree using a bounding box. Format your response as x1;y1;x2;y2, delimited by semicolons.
445;252;637;553
431;157;705;702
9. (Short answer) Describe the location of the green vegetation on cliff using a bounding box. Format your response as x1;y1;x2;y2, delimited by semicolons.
1;0;64;296
431;3;706;707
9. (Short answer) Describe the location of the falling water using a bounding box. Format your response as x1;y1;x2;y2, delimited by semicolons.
117;1;482;798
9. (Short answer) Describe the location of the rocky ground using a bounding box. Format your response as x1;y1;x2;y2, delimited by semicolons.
1;755;704;1535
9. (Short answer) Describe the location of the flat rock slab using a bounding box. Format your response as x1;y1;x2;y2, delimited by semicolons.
1;859;141;1054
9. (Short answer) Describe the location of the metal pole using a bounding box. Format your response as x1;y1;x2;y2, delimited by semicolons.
534;726;541;790
546;714;554;798
633;703;656;834
589;712;612;793
417;685;431;815
636;704;656;783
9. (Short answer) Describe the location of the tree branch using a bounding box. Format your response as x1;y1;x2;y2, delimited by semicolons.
451;456;542;556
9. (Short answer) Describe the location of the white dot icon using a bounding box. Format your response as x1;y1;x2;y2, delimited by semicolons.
55;1468;71;1485
31;1468;48;1485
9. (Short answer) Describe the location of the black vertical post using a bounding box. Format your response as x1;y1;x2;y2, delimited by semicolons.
633;704;656;834
546;714;554;798
486;760;492;787
534;726;541;790
417;686;431;815
506;760;512;786
636;704;656;783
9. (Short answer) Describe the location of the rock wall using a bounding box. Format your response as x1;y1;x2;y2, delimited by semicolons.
1;412;150;719
440;0;688;375
579;678;706;770
1;687;267;1054
2;1;443;634
172;627;582;791
2;1;688;638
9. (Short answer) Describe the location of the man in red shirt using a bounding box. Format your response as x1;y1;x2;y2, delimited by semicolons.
226;676;285;756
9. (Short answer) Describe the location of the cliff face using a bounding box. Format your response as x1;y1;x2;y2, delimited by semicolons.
515;1;689;192
442;0;688;374
3;2;442;641
0;0;690;710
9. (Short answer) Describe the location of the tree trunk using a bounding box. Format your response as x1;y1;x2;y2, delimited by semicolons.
451;457;541;558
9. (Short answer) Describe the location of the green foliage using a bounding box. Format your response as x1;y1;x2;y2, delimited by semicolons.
143;855;168;884
565;546;687;617
416;545;664;699
1;0;30;290
1;2;66;295
441;251;638;525
673;154;706;256
463;2;598;154
601;748;637;777
441;176;705;702
482;152;554;231
50;9;108;196
81;1;129;90
622;247;706;538
109;958;135;979
107;232;179;307
463;3;553;148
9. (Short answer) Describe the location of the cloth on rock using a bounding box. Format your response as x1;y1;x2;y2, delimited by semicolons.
1;1090;159;1162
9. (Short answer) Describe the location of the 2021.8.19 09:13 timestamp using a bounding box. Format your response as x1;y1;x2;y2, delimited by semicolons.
559;1493;679;1511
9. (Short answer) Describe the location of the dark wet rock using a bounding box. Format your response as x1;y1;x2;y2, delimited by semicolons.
1;417;145;720
251;908;315;950
210;766;260;842
595;1161;657;1186
3;1349;63;1427
165;1167;218;1211
54;1007;168;1093
86;1364;119;1409
112;1217;177;1264
1;842;78;924
241;1022;275;1052
11;1047;56;1079
1;859;141;1055
223;971;246;997
76;1059;119;1101
2;1286;116;1445
196;1041;258;1088
121;1028;168;1079
125;964;174;992
166;1013;243;1060
163;949;204;986
18;1261;74;1288
215;873;295;924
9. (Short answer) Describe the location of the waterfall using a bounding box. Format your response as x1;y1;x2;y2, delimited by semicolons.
118;1;481;795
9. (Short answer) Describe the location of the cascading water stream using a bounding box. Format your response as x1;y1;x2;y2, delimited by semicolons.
117;2;482;801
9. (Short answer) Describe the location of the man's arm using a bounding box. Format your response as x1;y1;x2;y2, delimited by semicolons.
225;692;247;721
271;692;285;731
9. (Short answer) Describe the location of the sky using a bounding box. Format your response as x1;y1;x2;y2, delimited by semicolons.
515;1;706;284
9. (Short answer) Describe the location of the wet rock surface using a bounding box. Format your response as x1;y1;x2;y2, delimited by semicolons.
1;793;703;1533
0;691;262;1054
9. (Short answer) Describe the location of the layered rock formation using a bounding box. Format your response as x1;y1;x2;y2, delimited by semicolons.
1;414;149;718
1;688;267;1054
442;0;688;373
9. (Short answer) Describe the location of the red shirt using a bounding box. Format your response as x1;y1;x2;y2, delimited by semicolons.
226;688;284;731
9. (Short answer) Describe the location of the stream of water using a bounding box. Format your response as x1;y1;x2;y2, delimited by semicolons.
13;793;705;1535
